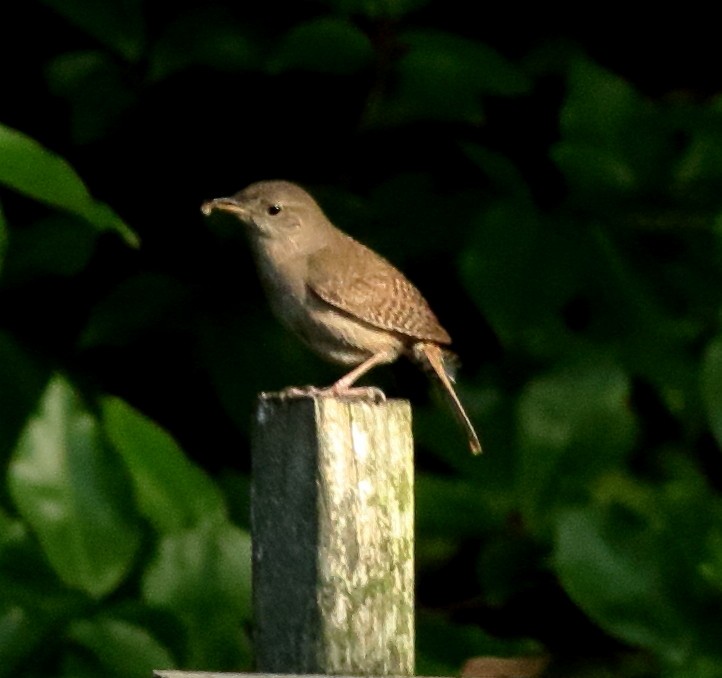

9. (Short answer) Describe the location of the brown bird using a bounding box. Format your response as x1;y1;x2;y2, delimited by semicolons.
202;180;481;454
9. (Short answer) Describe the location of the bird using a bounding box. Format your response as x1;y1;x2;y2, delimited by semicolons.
201;180;481;454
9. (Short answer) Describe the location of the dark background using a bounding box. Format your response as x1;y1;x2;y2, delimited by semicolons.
2;3;722;677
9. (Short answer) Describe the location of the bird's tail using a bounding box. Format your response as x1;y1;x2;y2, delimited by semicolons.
412;342;482;455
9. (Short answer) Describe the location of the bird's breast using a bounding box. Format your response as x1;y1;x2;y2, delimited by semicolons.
250;239;404;366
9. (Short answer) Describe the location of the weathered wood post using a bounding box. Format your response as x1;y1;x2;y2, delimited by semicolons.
155;393;416;678
252;395;414;675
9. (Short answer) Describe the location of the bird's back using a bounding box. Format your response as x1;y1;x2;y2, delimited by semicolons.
307;231;452;345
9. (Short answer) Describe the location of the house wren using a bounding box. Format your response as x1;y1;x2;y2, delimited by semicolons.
201;180;481;454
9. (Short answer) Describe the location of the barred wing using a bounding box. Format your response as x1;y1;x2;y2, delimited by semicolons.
307;234;451;344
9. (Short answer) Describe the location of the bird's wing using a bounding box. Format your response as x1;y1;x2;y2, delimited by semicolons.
307;233;451;344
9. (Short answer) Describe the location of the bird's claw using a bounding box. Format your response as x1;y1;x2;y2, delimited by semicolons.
262;385;386;403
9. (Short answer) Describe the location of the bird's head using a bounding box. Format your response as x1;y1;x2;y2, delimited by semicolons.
202;180;332;248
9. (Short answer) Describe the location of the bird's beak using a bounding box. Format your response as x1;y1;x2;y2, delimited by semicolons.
201;197;248;218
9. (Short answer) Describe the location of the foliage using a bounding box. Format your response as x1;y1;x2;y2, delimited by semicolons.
2;2;722;676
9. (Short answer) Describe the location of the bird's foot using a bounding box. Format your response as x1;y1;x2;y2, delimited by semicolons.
263;384;386;403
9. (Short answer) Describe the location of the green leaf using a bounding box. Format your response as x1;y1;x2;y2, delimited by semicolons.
143;522;252;669
417;612;541;677
461;143;531;198
673;100;722;190
0;123;138;246
148;8;259;81
368;30;529;126
559;57;645;147
143;522;251;618
554;506;690;663
68;616;175;678
8;376;141;598
0;202;6;272
320;0;431;18
701;336;722;447
102;397;226;533
0;332;49;463
700;529;722;592
0;604;47;677
476;534;543;608
551;143;638;193
1;216;96;286
46;51;137;144
517;357;636;528
39;0;145;62
460;200;581;353
367;173;478;257
0;508;84;617
416;473;499;539
269;18;374;75
198;309;334;430
80;273;190;348
216;471;251;531
553;57;669;196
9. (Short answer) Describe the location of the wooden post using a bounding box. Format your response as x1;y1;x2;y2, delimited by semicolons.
251;394;415;676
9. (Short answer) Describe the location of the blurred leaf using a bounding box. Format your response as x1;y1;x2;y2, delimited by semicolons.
554;506;690;664
552;57;670;196
143;522;252;669
40;0;145;62
198;309;333;430
552;144;637;194
0;605;47;678
149;8;259;81
663;656;722;678
0;332;49;462
674;100;722;189
59;650;105;678
700;335;722;447
517;357;636;528
102;397;226;533
402;30;530;96
0;508;84;617
588;463;722;665
0;123;138;246
416;473;501;539
80;273;190;348
460;200;580;353
0;124;90;212
143;522;251;617
417;612;541;676
476;534;545;608
216;471;251;531
582;226;699;394
0;202;6;272
700;529;722;592
1;216;96;286
559;57;645;147
269;17;373;75
46;51;136;144
8;376;141;597
367;173;478;258
368;30;529;126
321;0;431;18
67;616;175;678
461;143;531;198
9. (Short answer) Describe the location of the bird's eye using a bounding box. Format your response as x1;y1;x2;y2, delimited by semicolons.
267;204;282;216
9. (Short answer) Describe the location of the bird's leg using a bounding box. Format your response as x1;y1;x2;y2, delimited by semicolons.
323;351;392;402
273;352;391;402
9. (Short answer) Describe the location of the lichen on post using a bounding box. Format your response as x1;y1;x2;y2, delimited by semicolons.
251;394;415;676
